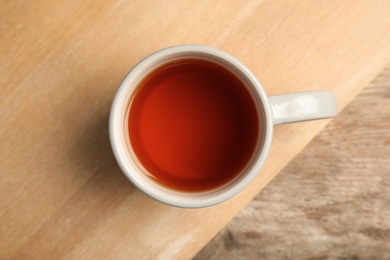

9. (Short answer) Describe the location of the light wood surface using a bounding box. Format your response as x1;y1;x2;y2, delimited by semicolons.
196;64;390;259
1;1;390;259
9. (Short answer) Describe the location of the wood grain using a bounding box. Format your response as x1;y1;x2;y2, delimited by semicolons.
1;1;390;259
196;64;390;259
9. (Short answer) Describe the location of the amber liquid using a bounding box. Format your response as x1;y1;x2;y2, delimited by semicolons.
128;58;259;192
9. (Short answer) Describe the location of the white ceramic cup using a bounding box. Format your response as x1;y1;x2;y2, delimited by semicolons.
109;45;337;208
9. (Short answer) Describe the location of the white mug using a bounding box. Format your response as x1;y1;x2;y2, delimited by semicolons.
109;45;337;208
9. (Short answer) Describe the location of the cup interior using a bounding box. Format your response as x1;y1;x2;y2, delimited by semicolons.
109;45;273;208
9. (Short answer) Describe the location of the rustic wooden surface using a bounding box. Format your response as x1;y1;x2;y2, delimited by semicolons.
196;64;390;259
1;1;390;259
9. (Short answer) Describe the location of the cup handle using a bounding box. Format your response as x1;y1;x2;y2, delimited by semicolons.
268;91;338;125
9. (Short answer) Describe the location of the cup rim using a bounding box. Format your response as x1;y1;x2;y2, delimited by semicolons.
109;45;273;208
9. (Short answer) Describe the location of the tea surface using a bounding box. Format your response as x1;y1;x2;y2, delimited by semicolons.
128;58;259;191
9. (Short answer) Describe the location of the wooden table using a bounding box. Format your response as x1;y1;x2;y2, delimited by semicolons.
1;1;390;259
196;65;390;259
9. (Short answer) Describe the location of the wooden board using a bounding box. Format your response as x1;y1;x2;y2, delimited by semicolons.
1;1;390;259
